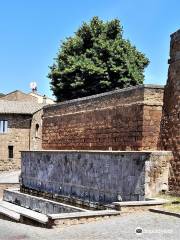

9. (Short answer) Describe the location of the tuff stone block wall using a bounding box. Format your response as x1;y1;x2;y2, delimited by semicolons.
0;114;31;171
42;85;164;151
161;29;180;193
21;150;172;204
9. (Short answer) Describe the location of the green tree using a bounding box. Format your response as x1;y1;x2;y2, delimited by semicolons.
48;17;149;101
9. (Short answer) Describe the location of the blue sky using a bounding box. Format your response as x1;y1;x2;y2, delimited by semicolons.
0;0;179;98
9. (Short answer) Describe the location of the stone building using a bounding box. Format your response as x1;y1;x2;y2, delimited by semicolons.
0;100;43;171
0;90;54;171
29;109;43;151
0;90;54;104
29;92;54;104
0;90;36;102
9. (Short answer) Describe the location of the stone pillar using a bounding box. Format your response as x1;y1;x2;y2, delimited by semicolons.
161;29;180;193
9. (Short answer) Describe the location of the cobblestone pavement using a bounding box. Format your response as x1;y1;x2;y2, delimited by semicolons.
0;212;179;240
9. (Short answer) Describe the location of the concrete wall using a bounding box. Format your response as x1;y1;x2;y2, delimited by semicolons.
160;29;180;193
0;114;31;171
42;85;164;151
21;150;172;204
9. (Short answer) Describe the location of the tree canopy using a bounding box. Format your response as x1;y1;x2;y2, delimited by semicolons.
48;17;149;101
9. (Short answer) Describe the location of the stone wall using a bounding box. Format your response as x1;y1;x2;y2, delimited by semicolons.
30;109;43;150
0;114;31;171
145;152;172;197
160;29;180;193
21;150;172;205
42;85;164;151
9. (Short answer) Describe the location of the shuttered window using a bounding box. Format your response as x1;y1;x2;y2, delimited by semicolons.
0;120;8;133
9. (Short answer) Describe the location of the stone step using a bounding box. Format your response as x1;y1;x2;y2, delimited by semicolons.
113;198;170;207
0;205;20;221
0;201;49;224
49;209;120;220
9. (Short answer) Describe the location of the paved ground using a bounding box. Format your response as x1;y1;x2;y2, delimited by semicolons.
0;212;179;240
0;171;20;184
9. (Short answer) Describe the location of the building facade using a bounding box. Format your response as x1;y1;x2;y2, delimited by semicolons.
0;90;54;171
0;101;43;171
0;90;54;104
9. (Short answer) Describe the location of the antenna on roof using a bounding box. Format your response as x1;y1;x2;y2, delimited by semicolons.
30;82;37;93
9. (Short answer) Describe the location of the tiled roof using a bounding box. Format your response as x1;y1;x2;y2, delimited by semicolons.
0;100;45;114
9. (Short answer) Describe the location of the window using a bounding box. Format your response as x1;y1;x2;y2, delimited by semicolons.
8;146;14;159
0;120;8;133
35;124;39;138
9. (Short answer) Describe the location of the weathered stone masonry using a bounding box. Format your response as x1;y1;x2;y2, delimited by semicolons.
42;85;164;151
30;109;43;151
19;30;180;203
161;30;180;193
21;150;172;204
0;114;31;171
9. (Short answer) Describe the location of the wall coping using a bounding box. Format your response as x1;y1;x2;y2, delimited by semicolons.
21;150;172;154
43;84;164;110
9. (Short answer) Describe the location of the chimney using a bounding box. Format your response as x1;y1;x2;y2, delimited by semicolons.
30;82;37;93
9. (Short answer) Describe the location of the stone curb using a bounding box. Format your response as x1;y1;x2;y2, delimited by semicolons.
149;208;180;218
49;210;120;220
113;198;170;207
